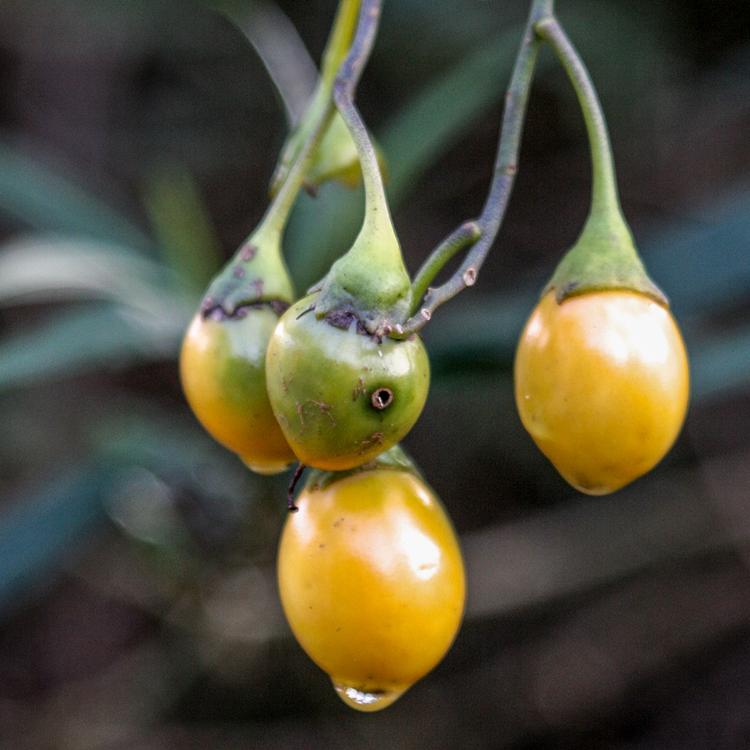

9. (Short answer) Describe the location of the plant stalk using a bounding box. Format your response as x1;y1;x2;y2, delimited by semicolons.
333;0;390;231
399;0;554;335
258;0;361;239
535;15;620;217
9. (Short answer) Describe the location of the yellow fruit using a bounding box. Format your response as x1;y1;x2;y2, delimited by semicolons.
180;308;295;474
514;290;689;494
277;467;465;712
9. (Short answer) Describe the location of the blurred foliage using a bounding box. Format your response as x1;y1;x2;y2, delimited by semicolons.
0;0;749;747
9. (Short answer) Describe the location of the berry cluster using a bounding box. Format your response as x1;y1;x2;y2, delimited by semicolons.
179;0;689;712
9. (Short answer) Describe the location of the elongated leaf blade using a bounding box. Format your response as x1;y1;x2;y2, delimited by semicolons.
0;465;112;614
0;143;153;250
0;305;186;392
0;236;174;314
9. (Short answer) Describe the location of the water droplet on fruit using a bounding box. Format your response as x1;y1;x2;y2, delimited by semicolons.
332;680;406;712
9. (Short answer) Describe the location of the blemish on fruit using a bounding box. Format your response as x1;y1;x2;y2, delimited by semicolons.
240;243;257;261
370;387;393;410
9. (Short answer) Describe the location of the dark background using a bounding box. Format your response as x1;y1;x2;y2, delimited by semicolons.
1;0;750;747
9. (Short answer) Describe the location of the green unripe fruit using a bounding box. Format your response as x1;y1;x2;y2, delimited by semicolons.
266;296;430;471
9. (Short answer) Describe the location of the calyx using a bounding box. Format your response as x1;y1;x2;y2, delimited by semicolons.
304;444;423;492
312;210;412;337
200;227;295;318
543;208;667;305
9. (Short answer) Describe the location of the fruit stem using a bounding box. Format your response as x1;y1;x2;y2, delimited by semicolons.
202;0;361;314
262;0;361;237
287;463;306;512
407;221;481;319
534;16;620;219
322;0;362;84
534;15;667;305
312;0;412;334
397;0;554;336
333;0;396;242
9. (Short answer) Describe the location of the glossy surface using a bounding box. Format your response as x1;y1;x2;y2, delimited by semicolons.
266;297;430;470
180;308;295;474
277;468;465;712
514;291;689;494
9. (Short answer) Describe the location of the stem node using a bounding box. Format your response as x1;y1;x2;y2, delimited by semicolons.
463;268;477;287
396;0;553;337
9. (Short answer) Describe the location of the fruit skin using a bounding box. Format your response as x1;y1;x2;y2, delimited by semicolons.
303;112;388;194
514;290;689;494
277;464;465;711
266;296;430;471
180;306;295;475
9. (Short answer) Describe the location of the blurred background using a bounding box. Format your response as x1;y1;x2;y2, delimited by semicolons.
0;0;749;747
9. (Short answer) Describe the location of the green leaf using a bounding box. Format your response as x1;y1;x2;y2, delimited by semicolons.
0;464;112;614
0;236;175;314
0;305;186;392
644;189;750;319
142;163;223;295
0;143;153;250
690;327;750;401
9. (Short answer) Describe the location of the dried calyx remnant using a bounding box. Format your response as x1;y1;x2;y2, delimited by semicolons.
200;299;290;321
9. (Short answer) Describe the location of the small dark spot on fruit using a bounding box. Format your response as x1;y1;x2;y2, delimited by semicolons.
371;387;394;410
240;243;257;261
352;377;367;400
304;400;336;424
358;432;384;453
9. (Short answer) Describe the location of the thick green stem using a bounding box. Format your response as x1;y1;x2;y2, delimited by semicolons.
398;0;553;336
535;16;619;217
333;0;390;230
535;15;665;304
261;0;361;237
407;221;481;318
321;0;361;84
313;0;412;335
202;0;360;315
